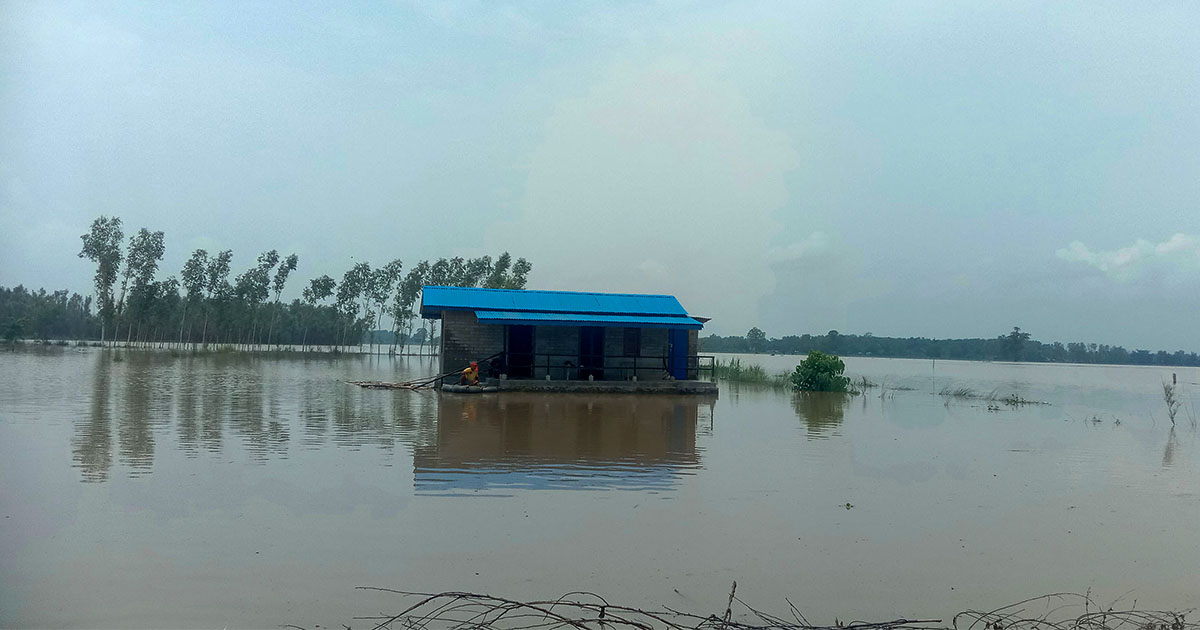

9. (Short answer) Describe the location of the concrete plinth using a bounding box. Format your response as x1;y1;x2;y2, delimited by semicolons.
481;379;718;395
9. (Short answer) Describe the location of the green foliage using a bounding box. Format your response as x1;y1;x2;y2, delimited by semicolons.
181;249;209;302
699;327;1200;367
482;252;532;289
1002;326;1030;361
4;317;23;345
78;215;124;340
7;215;537;352
791;351;850;392
304;275;336;304
746;327;766;353
713;358;790;387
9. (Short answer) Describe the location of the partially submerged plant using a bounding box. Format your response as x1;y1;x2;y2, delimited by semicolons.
939;385;977;399
939;384;1046;406
1162;381;1181;426
714;358;791;388
791;351;851;392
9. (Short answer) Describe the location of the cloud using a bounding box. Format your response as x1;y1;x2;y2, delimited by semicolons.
766;232;832;263
488;51;798;332
1056;233;1200;282
758;232;865;336
404;0;550;45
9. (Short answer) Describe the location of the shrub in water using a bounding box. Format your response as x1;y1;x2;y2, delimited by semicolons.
791;350;850;392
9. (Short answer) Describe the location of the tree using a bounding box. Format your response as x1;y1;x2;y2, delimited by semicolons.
78;216;124;346
368;259;402;353
392;267;425;354
5;316;24;347
122;228;165;345
463;256;492;287
508;257;532;289
482;252;532;289
180;249;209;346
267;253;298;347
233;250;278;347
1003;326;1030;362
791;350;850;392
483;253;511;289
301;275;335;352
746;327;767;353
337;262;370;349
202;250;233;347
152;276;179;346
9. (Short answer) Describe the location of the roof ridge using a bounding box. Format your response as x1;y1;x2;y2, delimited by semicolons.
476;308;695;316
422;285;677;299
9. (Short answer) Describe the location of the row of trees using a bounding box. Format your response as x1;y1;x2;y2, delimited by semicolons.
4;215;532;352
2;286;95;343
702;326;1200;367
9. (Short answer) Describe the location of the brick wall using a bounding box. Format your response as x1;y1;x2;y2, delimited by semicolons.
440;310;505;374
639;328;670;380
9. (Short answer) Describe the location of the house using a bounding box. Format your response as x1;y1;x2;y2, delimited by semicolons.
419;286;716;394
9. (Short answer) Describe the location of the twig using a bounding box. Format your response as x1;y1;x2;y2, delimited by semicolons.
343;588;1192;630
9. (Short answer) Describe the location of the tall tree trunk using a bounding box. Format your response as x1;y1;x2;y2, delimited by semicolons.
267;301;279;350
200;310;209;350
178;303;188;348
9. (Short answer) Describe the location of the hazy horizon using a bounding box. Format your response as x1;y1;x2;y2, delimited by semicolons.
3;2;1197;352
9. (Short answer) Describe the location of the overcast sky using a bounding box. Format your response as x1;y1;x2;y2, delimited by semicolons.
2;1;1198;350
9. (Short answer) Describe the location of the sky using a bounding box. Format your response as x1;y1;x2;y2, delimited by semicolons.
2;1;1198;351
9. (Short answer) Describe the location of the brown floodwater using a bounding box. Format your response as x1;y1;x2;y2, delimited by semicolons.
0;348;1197;628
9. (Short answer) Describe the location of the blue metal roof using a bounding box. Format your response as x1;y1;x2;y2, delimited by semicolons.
474;310;704;330
420;286;692;319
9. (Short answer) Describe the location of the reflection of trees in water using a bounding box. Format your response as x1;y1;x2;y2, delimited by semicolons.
301;385;330;447
177;366;201;456
792;392;847;439
333;388;394;450
316;384;439;453
389;392;439;452
119;359;155;474
66;357;709;486
228;369;273;462
198;370;225;452
67;355;458;482
73;356;114;482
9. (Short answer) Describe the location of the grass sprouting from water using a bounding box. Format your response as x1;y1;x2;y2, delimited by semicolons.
939;385;977;399
939;383;1047;406
714;359;791;388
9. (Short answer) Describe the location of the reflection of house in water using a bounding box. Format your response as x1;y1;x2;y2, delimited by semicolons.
414;394;714;493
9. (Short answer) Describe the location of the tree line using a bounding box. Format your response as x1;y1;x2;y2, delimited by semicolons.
3;215;532;353
702;326;1200;367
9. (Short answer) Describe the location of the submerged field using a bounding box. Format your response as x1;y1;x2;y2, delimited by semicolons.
0;348;1197;628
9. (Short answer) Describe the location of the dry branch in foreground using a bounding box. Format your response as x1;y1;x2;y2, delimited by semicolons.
329;586;1192;630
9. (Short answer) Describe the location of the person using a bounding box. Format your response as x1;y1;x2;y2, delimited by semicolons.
459;361;480;386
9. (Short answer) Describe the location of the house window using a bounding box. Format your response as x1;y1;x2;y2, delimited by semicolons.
623;328;641;356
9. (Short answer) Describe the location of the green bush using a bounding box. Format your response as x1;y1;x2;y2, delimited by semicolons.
791;350;850;392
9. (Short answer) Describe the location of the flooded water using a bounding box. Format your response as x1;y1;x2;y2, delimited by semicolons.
1;348;1197;628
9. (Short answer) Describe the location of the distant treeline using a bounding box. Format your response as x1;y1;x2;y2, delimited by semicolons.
701;327;1200;367
2;215;529;353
